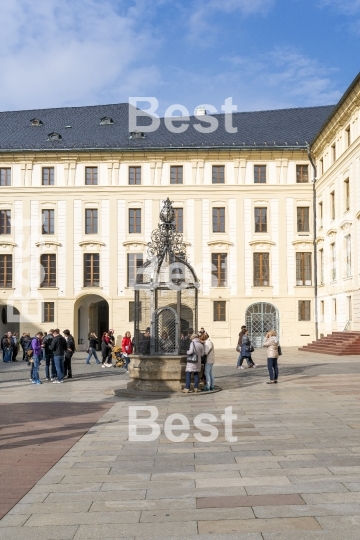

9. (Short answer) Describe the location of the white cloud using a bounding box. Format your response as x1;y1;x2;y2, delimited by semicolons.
319;0;360;15
0;0;161;110
187;0;274;44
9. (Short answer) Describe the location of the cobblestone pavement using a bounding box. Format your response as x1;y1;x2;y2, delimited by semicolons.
1;348;360;538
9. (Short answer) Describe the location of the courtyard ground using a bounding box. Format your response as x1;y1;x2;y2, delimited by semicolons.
1;347;360;538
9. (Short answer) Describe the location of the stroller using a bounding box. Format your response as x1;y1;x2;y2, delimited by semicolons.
112;346;125;368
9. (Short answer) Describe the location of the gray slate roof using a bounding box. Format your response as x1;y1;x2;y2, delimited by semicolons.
0;103;335;151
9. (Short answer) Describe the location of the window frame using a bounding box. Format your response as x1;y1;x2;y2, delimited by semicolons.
212;207;225;233
254;207;267;233
173;208;183;233
0;168;11;187
129;166;141;185
42;167;55;186
0;210;11;235
84;253;100;287
254;165;266;184
213;301;226;322
170;165;183;185
43;301;55;323
296;252;312;286
127;253;143;287
42;209;55;235
345;235;351;278
296;165;309;183
85;166;98;186
253;252;270;286
212;165;225;184
0;254;12;287
330;191;335;220
85;209;98;235
211;253;227;287
298;300;311;321
297;207;310;233
129;208;142;234
344;179;350;212
40;254;57;288
331;242;336;281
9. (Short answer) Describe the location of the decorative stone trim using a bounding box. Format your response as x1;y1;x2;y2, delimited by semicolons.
292;240;313;249
326;229;337;238
122;240;148;247
207;240;234;247
35;241;62;248
249;240;275;249
0;241;16;250
79;240;105;249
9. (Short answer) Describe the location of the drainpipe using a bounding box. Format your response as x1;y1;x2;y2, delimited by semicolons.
306;143;319;341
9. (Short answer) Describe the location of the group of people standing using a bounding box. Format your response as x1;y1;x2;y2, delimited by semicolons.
182;327;215;393
236;325;280;384
2;329;75;384
86;330;133;372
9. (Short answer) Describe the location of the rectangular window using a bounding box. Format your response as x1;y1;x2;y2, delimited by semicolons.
254;208;267;233
173;208;183;232
296;165;309;183
346;235;351;277
211;253;227;287
40;254;56;287
253;252;269;286
42;167;54;186
318;201;323;229
348;296;352;321
345;125;351;148
212;165;225;184
85;166;98;185
127;253;143;287
42;209;55;235
85;209;98;234
330;191;335;220
320;300;324;322
296;252;312;286
129;166;141;185
212;207;225;233
129;209;141;233
213;301;226;321
331;243;336;280
320;158;324;175
170;166;183;184
297;207;309;233
331;143;336;163
298;300;311;321
0;168;11;186
129;301;135;322
254;165;266;184
0;254;12;287
333;298;337;321
344;179;350;212
319;249;324;285
84;253;100;287
43;302;55;323
0;210;11;235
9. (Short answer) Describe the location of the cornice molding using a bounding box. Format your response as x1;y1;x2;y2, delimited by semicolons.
207;240;234;247
249;240;275;248
339;220;352;230
326;228;337;238
78;240;105;248
315;236;325;244
122;240;148;247
0;240;16;249
35;240;62;247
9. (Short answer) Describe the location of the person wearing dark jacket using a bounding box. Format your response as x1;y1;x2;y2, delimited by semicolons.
42;330;57;381
63;329;75;378
1;332;15;363
86;333;101;364
237;330;256;369
49;329;67;383
139;329;150;355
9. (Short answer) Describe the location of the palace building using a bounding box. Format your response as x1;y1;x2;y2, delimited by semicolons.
0;73;359;349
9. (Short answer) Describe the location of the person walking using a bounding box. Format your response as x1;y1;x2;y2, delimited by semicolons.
101;332;112;368
182;333;204;393
237;329;253;369
63;330;75;378
106;329;115;366
49;329;67;383
121;331;133;372
86;333;101;364
238;330;256;369
31;332;43;384
12;332;19;361
42;330;57;381
201;332;215;392
263;330;279;384
20;332;27;361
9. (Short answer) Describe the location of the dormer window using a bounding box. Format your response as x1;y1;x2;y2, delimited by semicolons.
30;118;43;126
100;116;113;125
129;131;145;139
47;132;62;141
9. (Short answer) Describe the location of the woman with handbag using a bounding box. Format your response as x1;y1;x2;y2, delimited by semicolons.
263;330;280;384
182;333;204;393
237;330;257;369
201;332;215;392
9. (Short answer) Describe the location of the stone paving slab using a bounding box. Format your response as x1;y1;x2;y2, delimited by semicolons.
2;349;360;537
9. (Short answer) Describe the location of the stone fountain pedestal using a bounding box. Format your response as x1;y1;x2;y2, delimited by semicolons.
127;355;187;392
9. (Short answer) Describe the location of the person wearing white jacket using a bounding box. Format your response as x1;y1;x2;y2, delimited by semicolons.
263;330;279;384
202;333;215;392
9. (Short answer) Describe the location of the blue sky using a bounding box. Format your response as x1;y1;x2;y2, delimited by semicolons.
0;0;359;115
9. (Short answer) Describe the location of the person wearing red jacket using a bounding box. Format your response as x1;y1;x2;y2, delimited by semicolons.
121;331;133;373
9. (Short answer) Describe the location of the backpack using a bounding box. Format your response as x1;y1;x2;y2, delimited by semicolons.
25;337;35;357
